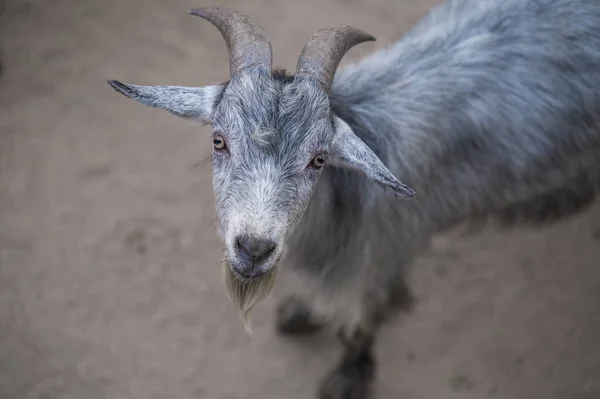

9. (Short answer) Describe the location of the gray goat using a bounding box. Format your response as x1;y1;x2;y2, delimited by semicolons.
107;0;600;397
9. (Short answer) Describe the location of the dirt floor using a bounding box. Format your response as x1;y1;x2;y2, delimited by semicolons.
1;0;600;398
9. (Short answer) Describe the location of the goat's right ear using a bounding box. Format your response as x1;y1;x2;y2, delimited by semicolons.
107;80;224;124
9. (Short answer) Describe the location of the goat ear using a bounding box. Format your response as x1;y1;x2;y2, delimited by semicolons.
107;80;224;123
330;116;416;199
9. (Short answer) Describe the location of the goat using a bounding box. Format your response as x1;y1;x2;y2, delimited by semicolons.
107;1;600;398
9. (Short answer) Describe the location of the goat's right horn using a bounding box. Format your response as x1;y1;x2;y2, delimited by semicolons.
190;7;272;77
295;25;375;91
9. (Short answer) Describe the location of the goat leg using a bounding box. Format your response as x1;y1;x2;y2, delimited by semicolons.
275;295;325;335
317;277;414;399
318;324;377;399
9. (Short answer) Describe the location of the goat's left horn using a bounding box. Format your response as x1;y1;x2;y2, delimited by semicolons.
190;6;272;77
295;25;375;91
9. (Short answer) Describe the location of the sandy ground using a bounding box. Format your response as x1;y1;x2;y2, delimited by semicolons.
1;0;600;398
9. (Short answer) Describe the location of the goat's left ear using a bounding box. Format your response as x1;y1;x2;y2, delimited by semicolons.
330;116;416;199
107;80;224;124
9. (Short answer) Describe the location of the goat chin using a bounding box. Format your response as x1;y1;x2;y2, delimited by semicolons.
221;257;280;335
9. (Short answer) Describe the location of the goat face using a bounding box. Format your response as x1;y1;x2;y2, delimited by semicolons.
208;70;335;279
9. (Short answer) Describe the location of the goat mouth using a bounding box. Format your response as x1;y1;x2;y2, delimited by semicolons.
229;267;268;282
226;249;283;279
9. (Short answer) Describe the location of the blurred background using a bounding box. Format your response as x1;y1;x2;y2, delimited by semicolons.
1;0;599;398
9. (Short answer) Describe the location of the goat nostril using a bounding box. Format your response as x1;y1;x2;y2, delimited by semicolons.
257;241;276;263
235;237;244;253
235;236;276;264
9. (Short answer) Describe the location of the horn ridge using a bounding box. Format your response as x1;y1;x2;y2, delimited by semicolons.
295;25;375;90
190;6;272;77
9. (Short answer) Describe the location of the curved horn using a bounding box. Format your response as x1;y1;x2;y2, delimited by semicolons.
190;7;272;76
295;25;375;91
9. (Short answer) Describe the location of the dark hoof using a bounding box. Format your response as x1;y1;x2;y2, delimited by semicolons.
275;295;324;335
318;368;372;399
319;349;375;399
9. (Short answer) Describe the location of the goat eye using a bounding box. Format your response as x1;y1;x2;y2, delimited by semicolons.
212;134;226;150
310;154;326;169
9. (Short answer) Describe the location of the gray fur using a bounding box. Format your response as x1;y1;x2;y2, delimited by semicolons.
107;0;600;397
297;0;600;328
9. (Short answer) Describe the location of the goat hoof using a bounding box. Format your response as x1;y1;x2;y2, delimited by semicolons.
318;368;371;399
318;348;375;399
275;295;323;335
